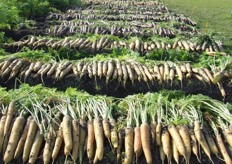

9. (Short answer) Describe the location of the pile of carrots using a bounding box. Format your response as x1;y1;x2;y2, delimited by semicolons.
0;89;232;164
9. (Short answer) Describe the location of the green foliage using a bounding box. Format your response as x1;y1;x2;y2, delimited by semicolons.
18;0;50;18
0;0;20;29
146;49;197;62
49;0;82;10
0;0;82;29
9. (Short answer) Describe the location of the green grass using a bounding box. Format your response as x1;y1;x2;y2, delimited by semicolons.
161;0;232;50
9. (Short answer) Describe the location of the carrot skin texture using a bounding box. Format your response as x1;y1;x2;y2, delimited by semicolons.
173;141;179;164
123;127;134;164
161;128;171;164
168;125;186;159
194;121;212;161
23;119;38;163
141;123;152;164
134;127;142;160
4;115;25;163
62;115;73;155
52;122;63;162
43;128;56;164
28;130;44;164
156;122;162;146
93;118;104;163
110;118;118;149
150;122;157;144
14;117;31;159
4;101;15;137
0;115;6;153
72;120;80;162
87;120;95;161
178;125;191;164
215;133;232;164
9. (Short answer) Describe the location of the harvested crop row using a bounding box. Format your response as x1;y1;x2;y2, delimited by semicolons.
0;58;229;98
0;92;231;164
65;8;168;16
4;36;223;53
46;12;196;26
56;20;197;34
46;24;176;38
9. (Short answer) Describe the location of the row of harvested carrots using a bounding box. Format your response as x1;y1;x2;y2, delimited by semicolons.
0;58;227;97
46;24;176;38
0;52;227;100
0;97;232;164
46;13;195;26
4;36;223;53
56;20;197;34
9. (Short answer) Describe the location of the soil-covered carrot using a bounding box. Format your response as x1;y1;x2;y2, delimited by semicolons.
168;125;186;160
190;129;201;162
62;114;73;156
150;121;157;144
194;121;212;162
98;101;112;148
211;121;232;164
2;118;14;154
173;141;179;164
43;127;56;164
110;118;118;149
123;105;134;164
4;101;15;137
102;118;111;146
156;122;162;146
4;112;26;163
203;127;219;157
223;127;232;148
14;116;31;159
23;119;38;163
159;144;166;164
215;133;232;164
117;129;124;162
28;129;44;164
0;115;6;153
71;119;80;162
123;126;134;164
93;117;104;163
52;122;63;162
161;127;172;164
87;120;95;161
79;118;87;164
178;125;191;164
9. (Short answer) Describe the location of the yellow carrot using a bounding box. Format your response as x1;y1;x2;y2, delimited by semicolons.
23;119;38;163
161;127;172;164
0;115;6;153
62;115;73;156
4;101;15;137
168;125;186;159
93;117;104;163
28;129;44;164
87;120;95;161
14;116;31;159
52;122;63;162
123;127;134;164
4;113;25;163
71;119;80;162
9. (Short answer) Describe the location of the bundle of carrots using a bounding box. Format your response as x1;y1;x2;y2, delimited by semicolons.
0;90;232;164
